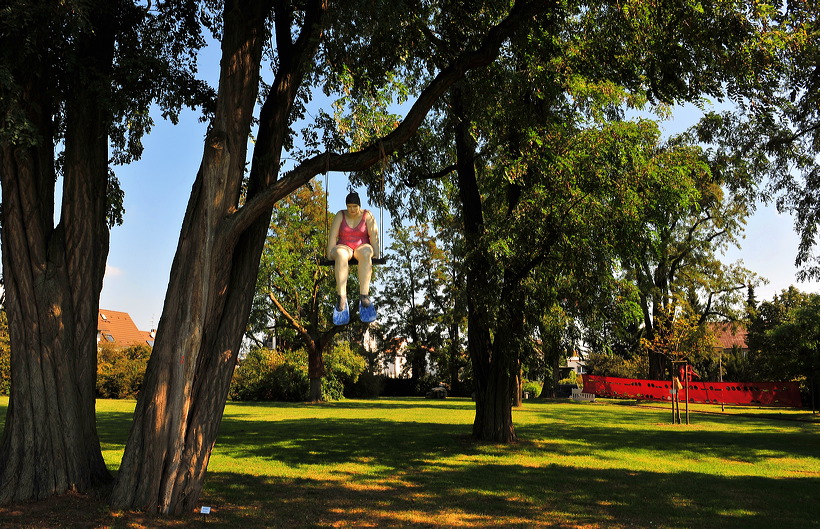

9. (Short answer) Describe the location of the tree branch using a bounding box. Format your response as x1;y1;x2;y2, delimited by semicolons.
224;0;553;241
273;0;295;54
403;164;458;187
267;291;311;341
696;284;746;325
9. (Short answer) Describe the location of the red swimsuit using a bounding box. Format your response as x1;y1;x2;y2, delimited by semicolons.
337;210;371;250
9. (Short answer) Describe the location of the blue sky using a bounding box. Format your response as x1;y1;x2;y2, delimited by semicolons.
97;50;820;331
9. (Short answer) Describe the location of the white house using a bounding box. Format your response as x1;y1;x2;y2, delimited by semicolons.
566;353;587;375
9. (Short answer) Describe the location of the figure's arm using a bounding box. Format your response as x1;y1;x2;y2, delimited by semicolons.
327;212;343;259
366;210;379;259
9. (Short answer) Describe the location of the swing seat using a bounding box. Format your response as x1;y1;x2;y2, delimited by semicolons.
319;256;388;266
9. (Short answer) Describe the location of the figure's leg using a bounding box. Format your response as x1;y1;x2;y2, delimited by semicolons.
354;245;374;296
353;245;376;322
331;245;353;306
330;245;353;324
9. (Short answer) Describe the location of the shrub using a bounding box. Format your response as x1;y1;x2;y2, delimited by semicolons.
522;380;542;398
558;371;579;386
585;351;647;379
323;342;366;400
346;371;386;398
230;348;309;401
230;344;369;402
96;344;151;398
416;373;442;397
269;350;310;401
381;376;415;396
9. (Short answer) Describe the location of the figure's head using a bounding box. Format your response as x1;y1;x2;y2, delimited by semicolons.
345;191;361;206
345;192;361;214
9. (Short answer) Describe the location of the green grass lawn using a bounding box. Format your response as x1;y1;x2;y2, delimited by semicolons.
2;396;820;528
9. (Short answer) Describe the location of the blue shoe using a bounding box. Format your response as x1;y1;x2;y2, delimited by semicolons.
333;303;349;325
359;300;377;323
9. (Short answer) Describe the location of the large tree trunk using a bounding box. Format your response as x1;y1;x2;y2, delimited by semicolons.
448;318;461;395
649;351;667;380
496;289;525;416
452;85;516;442
513;365;523;407
110;1;328;514
308;340;325;402
648;293;670;380
0;10;115;501
305;331;345;402
110;1;273;514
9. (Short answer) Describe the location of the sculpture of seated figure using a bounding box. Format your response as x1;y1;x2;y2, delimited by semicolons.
326;191;379;325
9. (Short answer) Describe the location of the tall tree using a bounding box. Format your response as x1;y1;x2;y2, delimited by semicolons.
688;2;820;279
379;223;460;392
247;182;348;401
746;287;815;381
111;0;550;513
424;220;469;395
612;129;755;379
416;0;773;439
0;0;208;503
532;303;577;399
763;294;820;396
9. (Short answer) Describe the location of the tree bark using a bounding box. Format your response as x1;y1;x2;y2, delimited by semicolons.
110;0;278;514
648;291;670;380
498;288;526;413
514;365;523;407
308;339;325;402
448;318;462;395
0;7;115;502
649;351;667;380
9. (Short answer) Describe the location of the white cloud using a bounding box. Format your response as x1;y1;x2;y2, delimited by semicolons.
105;265;125;278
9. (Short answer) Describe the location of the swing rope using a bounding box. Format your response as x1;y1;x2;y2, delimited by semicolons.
377;141;387;259
324;154;330;252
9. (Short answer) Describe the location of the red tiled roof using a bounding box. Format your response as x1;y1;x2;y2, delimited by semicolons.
709;323;747;350
98;309;153;347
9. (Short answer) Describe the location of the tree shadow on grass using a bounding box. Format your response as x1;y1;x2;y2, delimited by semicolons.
198;464;820;528
206;409;820;528
94;410;136;447
3;398;818;528
215;403;820;470
214;416;474;471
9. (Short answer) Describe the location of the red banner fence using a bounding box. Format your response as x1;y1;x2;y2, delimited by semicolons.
581;374;802;408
